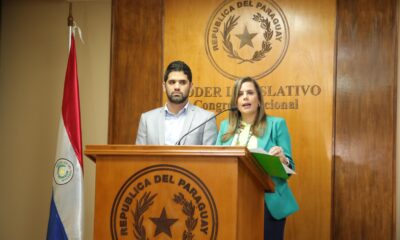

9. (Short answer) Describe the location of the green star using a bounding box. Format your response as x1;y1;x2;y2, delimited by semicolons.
235;26;258;48
150;207;178;238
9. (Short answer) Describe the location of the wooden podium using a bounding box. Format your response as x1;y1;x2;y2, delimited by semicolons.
85;145;274;240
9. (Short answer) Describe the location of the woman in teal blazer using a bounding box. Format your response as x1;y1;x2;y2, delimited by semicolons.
216;77;299;240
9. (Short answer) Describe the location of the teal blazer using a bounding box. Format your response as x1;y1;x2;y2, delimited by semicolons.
216;116;299;220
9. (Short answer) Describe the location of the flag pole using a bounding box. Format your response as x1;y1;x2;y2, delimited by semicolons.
47;3;83;239
68;2;73;49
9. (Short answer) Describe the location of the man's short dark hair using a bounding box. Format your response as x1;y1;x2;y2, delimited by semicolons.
163;60;192;83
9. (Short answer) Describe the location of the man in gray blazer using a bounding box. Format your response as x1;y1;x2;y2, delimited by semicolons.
136;61;217;145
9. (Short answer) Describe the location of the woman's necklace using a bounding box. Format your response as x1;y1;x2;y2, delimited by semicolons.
234;123;253;146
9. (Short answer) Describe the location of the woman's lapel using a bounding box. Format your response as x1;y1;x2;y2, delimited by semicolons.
257;117;272;150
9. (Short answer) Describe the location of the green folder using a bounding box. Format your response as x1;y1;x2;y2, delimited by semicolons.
251;152;289;179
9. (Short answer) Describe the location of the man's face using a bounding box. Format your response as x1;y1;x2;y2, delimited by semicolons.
163;71;192;104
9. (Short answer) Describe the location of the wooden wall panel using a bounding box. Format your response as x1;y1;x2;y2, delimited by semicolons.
164;1;335;239
109;0;398;239
334;0;397;239
108;0;163;144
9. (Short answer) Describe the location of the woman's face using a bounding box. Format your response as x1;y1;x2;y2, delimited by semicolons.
237;81;260;118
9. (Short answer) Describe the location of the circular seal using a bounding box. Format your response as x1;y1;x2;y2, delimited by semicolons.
205;0;290;80
111;164;218;240
53;158;74;185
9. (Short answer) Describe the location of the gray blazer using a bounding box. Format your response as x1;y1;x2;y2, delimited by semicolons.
135;103;218;145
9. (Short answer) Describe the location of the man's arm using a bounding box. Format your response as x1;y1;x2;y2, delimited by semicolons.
202;113;218;145
135;114;147;145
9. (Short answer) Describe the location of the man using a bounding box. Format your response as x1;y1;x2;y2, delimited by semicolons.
136;60;217;145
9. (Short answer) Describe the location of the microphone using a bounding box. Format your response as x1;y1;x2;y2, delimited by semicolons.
175;106;238;145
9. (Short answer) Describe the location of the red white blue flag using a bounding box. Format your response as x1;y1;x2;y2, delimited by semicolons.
47;34;83;240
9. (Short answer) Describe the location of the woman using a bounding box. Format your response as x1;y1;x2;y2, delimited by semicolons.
216;77;299;240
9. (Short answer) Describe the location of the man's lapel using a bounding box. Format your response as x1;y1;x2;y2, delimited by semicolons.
158;108;165;144
179;104;195;145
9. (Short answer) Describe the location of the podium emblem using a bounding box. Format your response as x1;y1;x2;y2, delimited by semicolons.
205;0;290;80
111;164;218;240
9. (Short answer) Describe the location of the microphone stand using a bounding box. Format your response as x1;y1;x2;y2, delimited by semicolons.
175;107;238;145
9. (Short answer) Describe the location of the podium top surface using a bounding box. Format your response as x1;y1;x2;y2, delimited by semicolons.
85;145;252;160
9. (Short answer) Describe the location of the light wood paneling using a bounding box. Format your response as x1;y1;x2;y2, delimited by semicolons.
164;0;335;239
334;0;397;239
109;0;397;239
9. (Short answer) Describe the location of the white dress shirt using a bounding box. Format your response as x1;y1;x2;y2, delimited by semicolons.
164;103;189;145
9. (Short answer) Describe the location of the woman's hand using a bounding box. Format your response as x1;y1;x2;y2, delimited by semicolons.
268;146;289;166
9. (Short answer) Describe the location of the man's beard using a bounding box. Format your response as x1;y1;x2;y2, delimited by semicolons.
167;91;189;104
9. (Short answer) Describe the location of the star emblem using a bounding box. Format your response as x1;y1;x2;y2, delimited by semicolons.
149;207;178;237
235;26;258;48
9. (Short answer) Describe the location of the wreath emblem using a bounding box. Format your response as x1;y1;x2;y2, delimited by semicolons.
221;13;273;64
111;165;218;240
129;191;200;240
173;193;198;240
131;191;157;240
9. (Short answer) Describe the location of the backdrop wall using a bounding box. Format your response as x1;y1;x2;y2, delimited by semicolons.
0;1;110;239
109;0;397;239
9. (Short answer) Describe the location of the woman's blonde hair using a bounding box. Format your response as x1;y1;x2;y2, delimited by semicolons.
221;77;267;142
